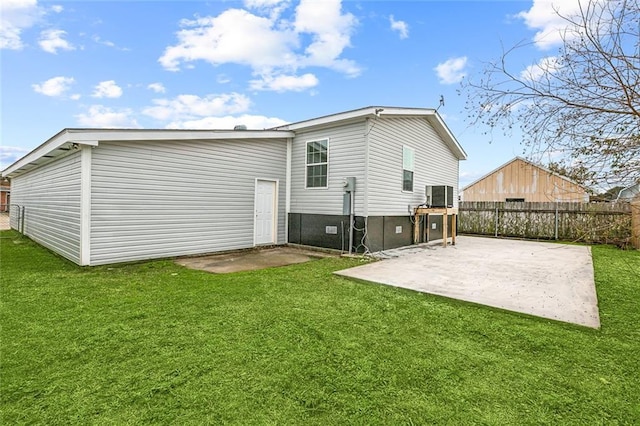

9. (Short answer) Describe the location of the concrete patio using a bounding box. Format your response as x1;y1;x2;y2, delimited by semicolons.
335;236;600;328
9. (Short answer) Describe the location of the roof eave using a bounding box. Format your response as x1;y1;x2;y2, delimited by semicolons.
277;106;467;160
1;128;294;178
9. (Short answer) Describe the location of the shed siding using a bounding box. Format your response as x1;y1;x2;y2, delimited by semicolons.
367;117;459;216
289;121;366;215
462;158;588;202
9;152;82;263
90;139;287;265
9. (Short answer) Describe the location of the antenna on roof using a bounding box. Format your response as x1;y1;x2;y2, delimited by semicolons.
436;95;445;112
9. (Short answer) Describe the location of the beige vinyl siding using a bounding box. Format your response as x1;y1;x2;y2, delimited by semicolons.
289;121;367;216
462;158;589;202
9;152;82;263
367;117;459;216
90;138;287;265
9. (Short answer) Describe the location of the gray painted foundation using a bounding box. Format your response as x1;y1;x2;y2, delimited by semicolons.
289;213;455;253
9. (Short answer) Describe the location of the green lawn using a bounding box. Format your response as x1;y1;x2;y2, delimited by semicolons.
1;230;639;424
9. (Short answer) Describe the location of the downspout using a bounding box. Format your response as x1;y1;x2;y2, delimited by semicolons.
285;137;292;244
363;118;371;248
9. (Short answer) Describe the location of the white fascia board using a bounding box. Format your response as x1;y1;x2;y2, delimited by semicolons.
2;128;294;178
281;106;440;130
63;129;293;142
279;107;380;130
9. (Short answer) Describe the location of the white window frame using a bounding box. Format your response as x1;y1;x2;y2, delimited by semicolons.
402;145;415;192
305;138;329;189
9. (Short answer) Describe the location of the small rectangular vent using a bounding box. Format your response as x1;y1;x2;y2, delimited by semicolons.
325;226;338;235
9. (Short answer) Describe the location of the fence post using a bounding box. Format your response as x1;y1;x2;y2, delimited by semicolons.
19;206;25;234
632;200;640;249
555;202;559;240
494;206;499;237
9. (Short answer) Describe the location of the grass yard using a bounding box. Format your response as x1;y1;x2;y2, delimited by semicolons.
1;230;639;424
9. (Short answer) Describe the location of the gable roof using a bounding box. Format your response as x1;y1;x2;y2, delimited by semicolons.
275;106;467;160
462;156;588;191
617;183;640;201
2;106;466;178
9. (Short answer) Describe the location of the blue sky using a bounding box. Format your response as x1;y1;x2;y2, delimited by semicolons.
1;0;572;186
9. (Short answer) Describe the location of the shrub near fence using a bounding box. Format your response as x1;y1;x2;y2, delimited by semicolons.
458;201;633;246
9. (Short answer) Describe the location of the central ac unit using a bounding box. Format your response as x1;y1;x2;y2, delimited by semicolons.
425;185;454;208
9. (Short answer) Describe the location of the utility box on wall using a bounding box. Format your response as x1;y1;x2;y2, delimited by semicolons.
342;177;356;192
342;177;356;215
426;185;454;208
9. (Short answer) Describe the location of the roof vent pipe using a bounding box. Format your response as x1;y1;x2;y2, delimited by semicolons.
234;124;247;131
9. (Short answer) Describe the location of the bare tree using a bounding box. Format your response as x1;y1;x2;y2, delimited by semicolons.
462;0;639;188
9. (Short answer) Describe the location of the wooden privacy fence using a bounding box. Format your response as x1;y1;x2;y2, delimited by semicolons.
458;201;636;247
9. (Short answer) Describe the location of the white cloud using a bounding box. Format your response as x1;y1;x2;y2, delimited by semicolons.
217;74;231;84
32;76;74;97
244;0;291;19
142;92;251;122
51;5;63;13
38;29;74;54
250;73;318;92
147;82;166;93
159;9;298;72
520;56;560;81
0;0;42;50
92;80;123;98
166;114;288;130
142;92;290;130
91;35;114;47
434;56;468;84
0;145;30;168
517;0;597;50
244;0;289;9
244;0;289;10
159;0;359;91
389;15;409;39
75;105;139;128
92;35;130;51
293;0;359;75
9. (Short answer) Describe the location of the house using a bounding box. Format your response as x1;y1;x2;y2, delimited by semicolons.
617;183;640;201
461;157;589;203
1;106;466;266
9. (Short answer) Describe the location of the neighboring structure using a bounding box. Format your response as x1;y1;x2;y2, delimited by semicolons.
2;106;466;266
461;157;589;203
0;180;9;212
617;183;640;201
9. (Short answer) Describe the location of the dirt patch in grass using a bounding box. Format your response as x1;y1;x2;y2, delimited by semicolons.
175;246;337;273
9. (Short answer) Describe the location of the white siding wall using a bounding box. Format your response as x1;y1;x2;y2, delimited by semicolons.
90;138;287;265
9;152;82;263
367;117;460;216
290;121;366;215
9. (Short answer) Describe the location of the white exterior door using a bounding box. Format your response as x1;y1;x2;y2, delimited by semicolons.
254;179;277;245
